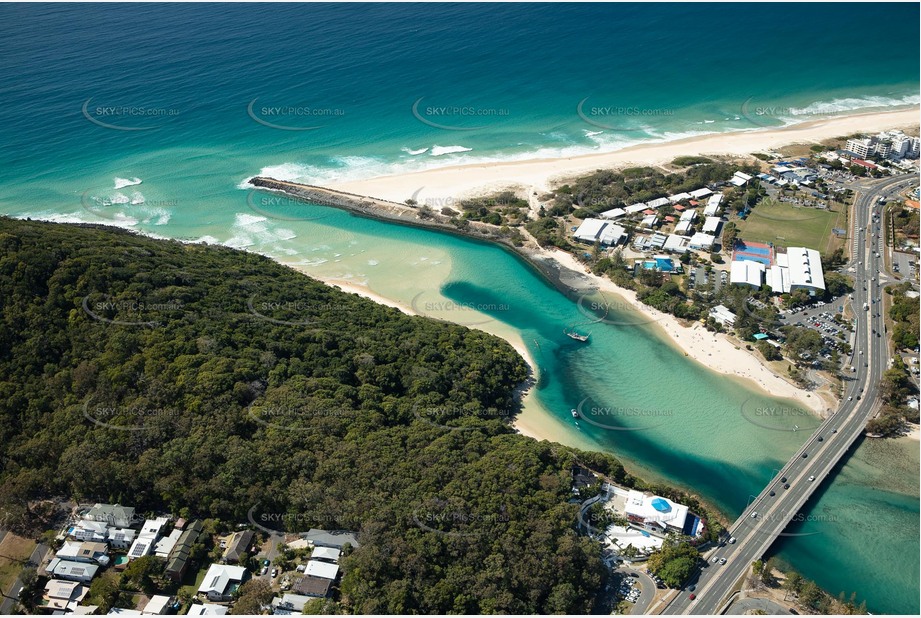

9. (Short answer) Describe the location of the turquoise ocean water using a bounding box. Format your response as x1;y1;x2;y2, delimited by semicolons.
0;3;918;613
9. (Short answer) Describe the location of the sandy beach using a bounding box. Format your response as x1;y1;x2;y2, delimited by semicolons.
329;108;919;203
541;248;830;416
306;107;921;435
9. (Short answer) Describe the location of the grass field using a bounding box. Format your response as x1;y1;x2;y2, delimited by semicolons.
0;532;37;600
738;198;846;254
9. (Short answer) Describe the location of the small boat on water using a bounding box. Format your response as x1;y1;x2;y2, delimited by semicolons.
571;408;579;418
564;328;589;342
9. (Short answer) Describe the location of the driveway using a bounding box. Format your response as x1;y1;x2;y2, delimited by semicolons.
613;566;657;615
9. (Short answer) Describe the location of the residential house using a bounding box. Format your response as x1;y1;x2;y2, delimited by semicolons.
165;520;203;581
198;564;248;602
84;504;135;528
222;529;254;564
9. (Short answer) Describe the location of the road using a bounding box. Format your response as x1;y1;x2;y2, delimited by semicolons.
659;174;919;615
0;532;50;615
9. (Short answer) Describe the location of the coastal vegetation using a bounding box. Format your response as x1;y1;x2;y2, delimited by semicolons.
645;536;699;588
750;563;868;615
0;218;616;614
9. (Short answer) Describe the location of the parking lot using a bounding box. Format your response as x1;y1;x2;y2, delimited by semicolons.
891;251;918;281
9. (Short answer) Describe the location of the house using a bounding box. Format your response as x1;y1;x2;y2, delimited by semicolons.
624;202;647;214
155;528;183;559
186;604;228;616
573;219;626;246
675;220;693;236
668;192;692;203
709;305;737;327
56;540;109;565
198;564;248;602
292;575;332;599
679;209;697;222
84;504;135;528
108;527;137;550
662;234;689;254
47;558;99;584
689;187;712;199
271;593;314;615
128;517;168;561
302;528;359;549
310;546;341;563
640;214;658;228
730;171;753;186
646;197;670;209
222;529;254;564
600;207;626;219
623;490;690;536
42;580;88;612
72;521;108;543
688;233;716;251
166;520;202;581
305;560;339;581
701;216;721;234
141;595;174;615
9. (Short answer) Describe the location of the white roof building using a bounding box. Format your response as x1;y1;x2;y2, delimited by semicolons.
47;558;99;584
704;193;723;216
108;528;136;549
689;233;716;251
305;560;340;581
689;187;712;199
310;546;341;562
668;192;692;203
198;564;248;601
679;209;697;222
155;528;182;559
767;263;791;294
142;595;173;615
624;490;689;533
271;593;314;615
675;220;693;235
663;234;689;254
730;171;753;187
784;246;826;294
186;604;228;616
730;260;765;288
72;521;108;543
624;202;647;213
709;305;737;327
640;214;658;228
647;197;670;209
573;219;627;246
702;217;721;234
600;207;626;219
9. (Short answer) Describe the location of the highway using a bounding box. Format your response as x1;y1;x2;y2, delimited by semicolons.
659;173;919;615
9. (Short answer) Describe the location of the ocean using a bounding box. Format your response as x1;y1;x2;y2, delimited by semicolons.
0;2;917;613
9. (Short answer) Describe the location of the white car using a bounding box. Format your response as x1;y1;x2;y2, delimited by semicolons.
750;512;758;519
808;475;816;482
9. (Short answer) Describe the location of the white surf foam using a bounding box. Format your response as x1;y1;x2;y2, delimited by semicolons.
402;147;430;156
114;177;142;189
430;145;473;156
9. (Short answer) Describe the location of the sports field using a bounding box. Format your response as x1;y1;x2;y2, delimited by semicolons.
738;198;845;253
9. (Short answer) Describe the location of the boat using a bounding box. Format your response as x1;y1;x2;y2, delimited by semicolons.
564;328;589;342
571;408;579;418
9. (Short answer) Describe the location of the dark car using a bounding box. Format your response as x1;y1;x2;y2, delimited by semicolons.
817;436;823;442
802;452;808;458
688;585;696;592
769;490;776;496
784;483;790;489
781;476;787;483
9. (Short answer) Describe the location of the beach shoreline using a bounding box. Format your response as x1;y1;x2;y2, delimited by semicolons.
327;107;919;203
251;106;921;438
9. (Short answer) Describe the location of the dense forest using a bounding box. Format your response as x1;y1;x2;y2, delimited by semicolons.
0;218;640;613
